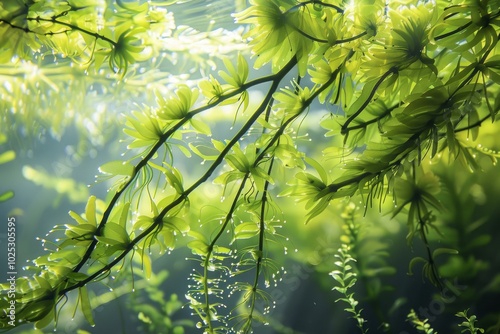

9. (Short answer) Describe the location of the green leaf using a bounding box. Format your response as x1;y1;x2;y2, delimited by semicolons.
47;249;83;265
188;143;219;160
305;157;328;184
95;223;130;247
467;105;479;141
162;216;190;234
142;253;153;280
149;162;184;194
156;85;199;120
158;228;176;251
190;118;211;135
250;166;274;191
69;210;88;225
212;139;226;152
163;165;184;194
0;150;15;164
99;160;134;176
64;223;97;240
0;190;14;202
85;196;97;227
66;272;90;283
446;122;458;158
34;308;55;329
432;248;459;258
219;54;248;87
187;240;209;256
118;202;130;229
306;197;330;223
226;154;249;172
188;230;208;244
233;222;260;241
34;276;53;291
80;286;95;327
408;256;427;276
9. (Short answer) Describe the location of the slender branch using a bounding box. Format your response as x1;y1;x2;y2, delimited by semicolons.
0;19;30;32
293;27;328;43
416;204;443;290
338;31;368;44
341;67;399;135
454;114;492;132
0;16;116;46
284;1;344;15
433;22;472;41
202;174;250;332
292;26;367;45
434;11;500;41
342;102;401;133
27;17;117;45
244;153;275;333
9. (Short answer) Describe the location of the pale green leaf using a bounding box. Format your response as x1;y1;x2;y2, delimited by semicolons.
80;286;95;327
233;222;259;241
85;196;97;227
187;240;209;256
95;223;130;247
0;190;14;202
99;160;134;176
0;150;15;164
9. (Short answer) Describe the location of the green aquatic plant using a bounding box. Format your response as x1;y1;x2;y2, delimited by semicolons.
1;0;500;333
456;309;485;334
406;308;485;334
407;308;437;334
330;243;368;333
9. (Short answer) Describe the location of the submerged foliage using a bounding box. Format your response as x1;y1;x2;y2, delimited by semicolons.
1;0;500;333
